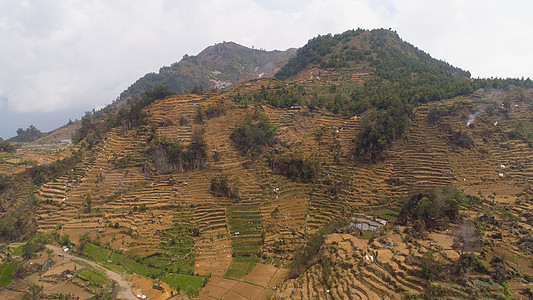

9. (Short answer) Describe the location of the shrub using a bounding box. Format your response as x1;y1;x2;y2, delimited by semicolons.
355;98;410;163
209;175;241;202
58;234;71;247
73;84;174;144
21;234;49;259
0;195;41;242
26;150;82;186
0;174;10;191
420;251;445;281
150;128;208;173
288;219;346;279
267;152;319;183
491;256;509;283
449;130;475;148
0;140;15;153
397;185;461;231
230;113;277;158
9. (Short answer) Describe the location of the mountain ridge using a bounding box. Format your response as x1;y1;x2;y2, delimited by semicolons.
119;41;296;100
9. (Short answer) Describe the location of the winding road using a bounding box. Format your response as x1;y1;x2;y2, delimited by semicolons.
46;245;138;300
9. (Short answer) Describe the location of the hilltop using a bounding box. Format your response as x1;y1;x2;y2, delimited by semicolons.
0;29;532;299
120;41;296;99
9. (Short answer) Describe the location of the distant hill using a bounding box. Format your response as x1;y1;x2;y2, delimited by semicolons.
119;42;296;99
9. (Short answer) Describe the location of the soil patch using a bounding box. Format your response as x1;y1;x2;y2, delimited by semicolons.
243;264;277;287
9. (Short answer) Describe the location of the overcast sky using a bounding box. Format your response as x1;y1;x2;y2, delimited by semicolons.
1;0;532;139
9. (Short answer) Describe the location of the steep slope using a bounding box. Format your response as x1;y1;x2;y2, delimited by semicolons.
3;29;533;300
120;42;296;99
24;84;533;299
276;28;470;81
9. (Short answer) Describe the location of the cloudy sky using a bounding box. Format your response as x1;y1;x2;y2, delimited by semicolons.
1;0;532;139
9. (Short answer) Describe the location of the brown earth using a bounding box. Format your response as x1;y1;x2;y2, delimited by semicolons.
2;76;533;299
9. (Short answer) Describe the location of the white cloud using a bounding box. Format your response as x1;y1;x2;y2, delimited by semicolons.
0;0;532;138
387;0;533;78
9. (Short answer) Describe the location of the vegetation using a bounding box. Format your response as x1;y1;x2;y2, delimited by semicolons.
449;130;475;148
195;100;226;123
0;261;18;288
233;84;304;109
73;84;175;146
288;219;346;279
83;243;161;278
225;256;259;279
83;194;93;213
226;207;262;257
149;128;208;173
276;29;471;101
119;84;175;130
26;150;83;185
267;152;319;183
72;110;118;148
229;113;277;158
8;125;44;143
397;185;462;231
78;211;204;297
509;120;533;146
247;29;533;162
119;41;294;99
22;283;44;300
420;251;446;281
157;211;196;275
21;233;50;259
427;102;463;124
0;140;15;153
0;174;10;191
162;273;206;297
0;194;40;242
75;268;114;295
209;175;241;202
225;207;262;279
355;99;410;162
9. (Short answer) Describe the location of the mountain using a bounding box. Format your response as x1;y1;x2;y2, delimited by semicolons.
276;28;470;79
1;29;533;299
275;28;473;104
119;41;296;99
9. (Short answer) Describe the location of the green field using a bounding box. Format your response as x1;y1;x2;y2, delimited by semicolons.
81;209;205;297
162;273;206;297
225;206;263;279
78;269;109;286
375;208;400;222
0;261;17;288
84;243;161;277
226;207;263;256
11;244;24;256
157;210;195;274
225;256;259;279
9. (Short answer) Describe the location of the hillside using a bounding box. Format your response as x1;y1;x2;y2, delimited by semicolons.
0;29;532;299
120;42;296;99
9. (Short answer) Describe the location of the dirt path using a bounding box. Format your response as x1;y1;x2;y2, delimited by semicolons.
46;245;138;300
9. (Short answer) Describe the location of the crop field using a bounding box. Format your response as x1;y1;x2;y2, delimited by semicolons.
225;206;263;279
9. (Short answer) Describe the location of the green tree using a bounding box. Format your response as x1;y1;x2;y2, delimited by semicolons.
0;140;15;153
58;234;71;247
22;283;43;300
230;113;277;158
84;194;92;213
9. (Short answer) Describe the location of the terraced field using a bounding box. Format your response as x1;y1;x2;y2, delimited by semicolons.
4;79;529;299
